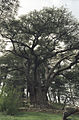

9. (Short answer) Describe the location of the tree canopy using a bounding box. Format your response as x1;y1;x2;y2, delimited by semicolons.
0;7;79;107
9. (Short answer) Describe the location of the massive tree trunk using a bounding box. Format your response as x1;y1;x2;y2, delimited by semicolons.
29;85;48;107
25;57;50;108
27;60;49;107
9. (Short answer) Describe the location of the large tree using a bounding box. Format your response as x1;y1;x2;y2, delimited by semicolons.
1;7;79;107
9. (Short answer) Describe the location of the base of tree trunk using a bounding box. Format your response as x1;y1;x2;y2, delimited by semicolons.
29;86;48;108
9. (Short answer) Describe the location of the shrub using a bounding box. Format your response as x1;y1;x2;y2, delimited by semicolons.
0;86;22;115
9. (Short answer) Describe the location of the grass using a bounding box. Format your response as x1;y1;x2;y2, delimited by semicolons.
0;112;79;120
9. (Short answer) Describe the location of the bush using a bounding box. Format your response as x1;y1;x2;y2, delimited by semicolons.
0;86;22;115
52;103;63;110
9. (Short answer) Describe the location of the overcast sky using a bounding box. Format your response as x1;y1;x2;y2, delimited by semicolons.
18;0;79;19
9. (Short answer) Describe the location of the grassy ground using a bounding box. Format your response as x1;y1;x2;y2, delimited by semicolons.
0;112;79;120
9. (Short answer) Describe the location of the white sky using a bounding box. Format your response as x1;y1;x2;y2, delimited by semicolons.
18;0;79;19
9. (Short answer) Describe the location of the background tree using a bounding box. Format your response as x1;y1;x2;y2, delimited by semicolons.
0;53;26;98
0;0;19;54
0;0;19;19
63;65;79;106
48;75;66;104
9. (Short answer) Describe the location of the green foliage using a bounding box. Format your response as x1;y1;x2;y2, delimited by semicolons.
0;86;21;115
0;0;19;20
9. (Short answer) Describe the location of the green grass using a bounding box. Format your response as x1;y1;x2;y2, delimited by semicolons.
0;112;79;120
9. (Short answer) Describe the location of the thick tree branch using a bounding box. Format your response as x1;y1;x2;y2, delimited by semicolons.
39;45;79;65
47;53;74;80
46;52;79;88
31;35;39;50
7;67;25;73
